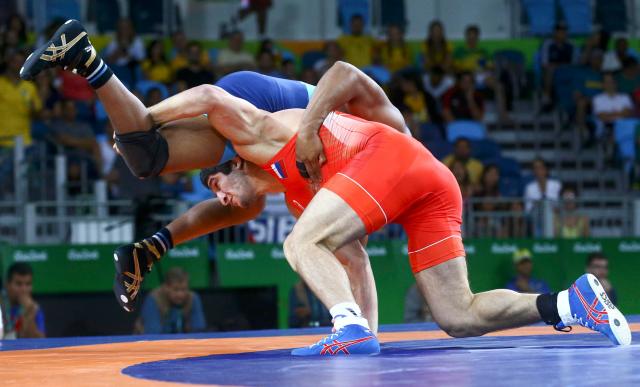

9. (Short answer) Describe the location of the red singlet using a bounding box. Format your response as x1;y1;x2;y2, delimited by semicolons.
261;112;465;273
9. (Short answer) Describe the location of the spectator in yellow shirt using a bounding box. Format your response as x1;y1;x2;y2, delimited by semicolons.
170;31;210;73
442;138;484;185
0;51;41;147
422;20;453;73
337;14;375;68
380;24;412;72
142;39;173;84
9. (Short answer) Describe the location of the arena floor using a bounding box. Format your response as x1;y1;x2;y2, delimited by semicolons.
2;317;639;386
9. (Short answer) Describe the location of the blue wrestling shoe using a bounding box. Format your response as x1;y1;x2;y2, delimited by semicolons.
556;274;631;345
291;324;380;356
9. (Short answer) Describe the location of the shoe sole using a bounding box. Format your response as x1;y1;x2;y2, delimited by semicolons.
586;273;632;346
20;19;80;80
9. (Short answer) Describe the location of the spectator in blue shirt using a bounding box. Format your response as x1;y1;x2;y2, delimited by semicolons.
541;22;577;110
135;267;206;334
1;263;45;339
506;249;551;294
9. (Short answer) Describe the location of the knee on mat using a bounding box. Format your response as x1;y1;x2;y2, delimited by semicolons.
437;318;480;338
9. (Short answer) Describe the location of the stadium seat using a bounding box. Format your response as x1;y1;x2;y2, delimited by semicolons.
558;0;592;35
494;49;527;99
425;140;453;160
44;0;81;24
487;157;522;178
521;0;555;36
135;80;170;100
499;175;524;197
596;0;627;33
420;123;443;143
471;139;502;162
446;121;486;142
301;50;325;70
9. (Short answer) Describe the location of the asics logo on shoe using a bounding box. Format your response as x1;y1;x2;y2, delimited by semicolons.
600;292;615;310
39;32;87;62
320;336;375;355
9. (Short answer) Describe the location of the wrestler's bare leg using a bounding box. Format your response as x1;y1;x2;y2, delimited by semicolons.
334;239;378;333
415;257;540;337
283;189;368;326
96;77;226;173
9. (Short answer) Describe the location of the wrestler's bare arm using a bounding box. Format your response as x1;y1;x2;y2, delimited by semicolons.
296;61;408;182
300;61;408;136
166;196;266;245
148;85;288;165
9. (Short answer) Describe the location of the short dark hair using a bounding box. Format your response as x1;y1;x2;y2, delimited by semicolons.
465;25;480;35
351;14;364;22
586;252;608;266
7;262;33;282
164;267;189;284
622;56;638;69
199;160;235;188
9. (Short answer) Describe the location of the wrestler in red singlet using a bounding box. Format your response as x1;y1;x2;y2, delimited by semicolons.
261;112;465;273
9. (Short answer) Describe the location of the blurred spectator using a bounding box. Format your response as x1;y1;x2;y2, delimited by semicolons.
337;14;374;68
363;47;392;85
602;35;639;72
0;51;42;147
256;50;283;78
452;24;510;119
234;0;273;38
422;65;454;102
98;121;118;177
380;24;411;73
392;71;439;126
160;172;192;199
506;249;550;294
175;41;216;90
505;200;531;238
473;164;506;237
554;185;590;238
541;22;577;109
1;263;45;339
49;99;102;183
524;158;562;212
103;18;145;67
399;103;420;140
34;69;62;123
216;30;255;75
442;71;484;123
142;39;173;84
585;253;617;304
313;41;343;75
449;159;475;199
281;58;297;80
579;30;610;66
443;138;484;185
404;284;432;323
289;279;331;328
422;20;452;73
144;87;164;107
300;68;319;85
170;30;210;72
135;267;206;334
4;14;27;46
574;50;604;138
593;72;634;161
615;57;640;96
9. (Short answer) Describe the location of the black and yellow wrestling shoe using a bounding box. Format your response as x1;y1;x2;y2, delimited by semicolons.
113;240;161;312
20;19;112;88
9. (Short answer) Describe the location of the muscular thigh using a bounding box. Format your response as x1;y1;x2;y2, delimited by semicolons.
159;116;227;174
414;257;473;320
291;188;367;252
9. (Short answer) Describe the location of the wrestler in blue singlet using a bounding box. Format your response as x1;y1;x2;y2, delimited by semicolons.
214;71;316;164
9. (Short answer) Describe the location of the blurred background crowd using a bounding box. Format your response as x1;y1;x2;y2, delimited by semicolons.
0;0;639;337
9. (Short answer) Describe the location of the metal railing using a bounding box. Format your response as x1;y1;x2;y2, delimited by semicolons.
1;195;640;245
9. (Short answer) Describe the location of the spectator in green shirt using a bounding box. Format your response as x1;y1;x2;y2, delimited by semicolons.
452;25;510;122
